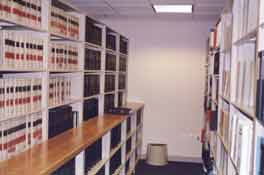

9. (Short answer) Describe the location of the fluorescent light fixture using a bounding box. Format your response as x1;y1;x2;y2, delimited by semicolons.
153;5;193;13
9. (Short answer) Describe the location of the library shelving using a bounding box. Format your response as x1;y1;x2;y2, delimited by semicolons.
203;1;264;175
0;0;143;175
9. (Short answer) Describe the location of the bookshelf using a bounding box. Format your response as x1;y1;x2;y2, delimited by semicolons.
203;1;264;175
0;0;143;175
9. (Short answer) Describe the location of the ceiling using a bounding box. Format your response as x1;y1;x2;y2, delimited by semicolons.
66;0;225;20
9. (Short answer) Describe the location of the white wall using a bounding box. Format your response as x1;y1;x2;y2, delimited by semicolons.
101;18;214;160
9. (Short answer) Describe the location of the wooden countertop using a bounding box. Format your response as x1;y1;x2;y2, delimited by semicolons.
0;114;126;175
125;102;145;113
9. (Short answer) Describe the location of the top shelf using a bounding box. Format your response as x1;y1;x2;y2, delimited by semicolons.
0;115;126;175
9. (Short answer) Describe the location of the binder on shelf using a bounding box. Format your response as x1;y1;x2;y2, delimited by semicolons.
51;158;76;175
104;94;115;113
106;28;117;51
84;138;102;173
106;53;116;71
120;36;128;55
255;138;264;175
110;148;121;175
84;48;101;71
118;92;124;107
84;74;100;97
119;55;127;72
105;74;115;93
111;124;121;150
118;74;126;90
256;51;264;123
48;105;74;139
83;98;98;121
85;17;102;46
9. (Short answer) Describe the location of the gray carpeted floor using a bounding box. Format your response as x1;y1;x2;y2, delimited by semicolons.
135;161;204;175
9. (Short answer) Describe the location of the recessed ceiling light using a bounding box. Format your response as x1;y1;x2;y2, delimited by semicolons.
153;5;193;13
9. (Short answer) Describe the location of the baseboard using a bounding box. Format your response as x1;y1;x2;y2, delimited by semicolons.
140;154;203;164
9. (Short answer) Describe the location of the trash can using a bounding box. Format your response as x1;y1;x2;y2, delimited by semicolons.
146;143;168;166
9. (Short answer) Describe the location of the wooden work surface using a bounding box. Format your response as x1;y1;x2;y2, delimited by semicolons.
0;114;126;175
125;102;145;113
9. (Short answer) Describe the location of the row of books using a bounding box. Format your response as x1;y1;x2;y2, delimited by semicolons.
83;98;98;121
110;148;122;175
209;52;220;75
0;112;42;161
49;76;72;107
49;42;79;71
84;48;101;71
84;74;100;97
216;139;228;175
256;51;264;123
111;124;121;150
219;100;229;145
231;107;253;175
233;42;255;109
50;6;79;40
219;12;232;52
105;74;115;93
85;17;102;46
118;74;126;90
0;77;42;119
220;52;231;98
48;105;74;139
0;30;44;70
119;56;127;72
106;53;116;71
84;139;102;174
0;0;42;28
104;94;115;112
232;0;258;42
